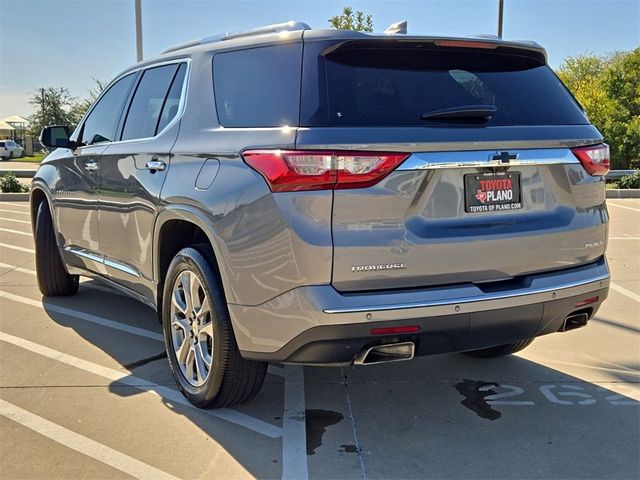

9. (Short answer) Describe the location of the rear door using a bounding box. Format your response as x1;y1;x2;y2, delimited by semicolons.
98;61;187;296
298;39;608;292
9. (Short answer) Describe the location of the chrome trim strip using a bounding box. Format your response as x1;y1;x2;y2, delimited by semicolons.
398;148;580;170
64;247;140;278
64;246;103;265
104;258;141;278
323;273;609;314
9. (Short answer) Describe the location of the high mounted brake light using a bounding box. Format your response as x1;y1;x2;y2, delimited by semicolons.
434;39;498;49
242;150;409;192
571;143;610;176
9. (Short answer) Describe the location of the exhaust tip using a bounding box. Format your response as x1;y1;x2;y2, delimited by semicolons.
354;342;415;366
560;312;590;332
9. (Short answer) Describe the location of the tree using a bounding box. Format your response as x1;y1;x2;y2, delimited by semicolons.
329;6;373;32
557;49;640;170
69;78;107;126
28;79;107;136
27;87;78;136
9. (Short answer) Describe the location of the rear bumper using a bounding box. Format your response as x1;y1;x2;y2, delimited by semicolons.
230;258;609;364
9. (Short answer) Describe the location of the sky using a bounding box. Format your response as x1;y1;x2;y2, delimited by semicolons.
1;0;638;118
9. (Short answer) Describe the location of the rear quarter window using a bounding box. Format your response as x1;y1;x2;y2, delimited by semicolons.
212;43;302;127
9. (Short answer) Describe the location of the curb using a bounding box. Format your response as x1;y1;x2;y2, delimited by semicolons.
0;193;30;202
606;189;640;199
0;170;37;178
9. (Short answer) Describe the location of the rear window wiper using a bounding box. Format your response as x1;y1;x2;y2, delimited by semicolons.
421;105;497;120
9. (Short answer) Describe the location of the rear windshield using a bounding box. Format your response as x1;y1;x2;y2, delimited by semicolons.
301;44;587;127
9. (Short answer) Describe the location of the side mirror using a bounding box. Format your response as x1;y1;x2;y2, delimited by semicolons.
40;125;75;149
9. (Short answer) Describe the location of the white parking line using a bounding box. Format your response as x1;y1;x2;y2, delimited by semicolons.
0;261;35;275
0;331;282;438
609;237;640;240
608;202;640;213
2;202;30;208
610;282;640;303
0;227;31;237
0;262;128;299
0;217;31;225
0;209;30;216
0;242;34;253
0;398;180;480
0;290;164;342
282;365;308;480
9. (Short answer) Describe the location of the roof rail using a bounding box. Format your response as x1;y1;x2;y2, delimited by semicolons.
163;21;311;54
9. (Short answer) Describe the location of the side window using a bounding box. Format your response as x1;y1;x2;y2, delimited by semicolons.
81;73;136;145
213;43;302;127
121;64;181;141
156;63;187;133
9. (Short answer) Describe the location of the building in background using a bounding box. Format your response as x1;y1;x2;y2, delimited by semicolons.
1;115;29;142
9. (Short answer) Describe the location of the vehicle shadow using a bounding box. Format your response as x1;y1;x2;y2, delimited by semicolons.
41;281;639;480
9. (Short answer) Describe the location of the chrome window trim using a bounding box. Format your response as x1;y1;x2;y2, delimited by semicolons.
75;58;191;148
323;273;609;314
397;148;580;170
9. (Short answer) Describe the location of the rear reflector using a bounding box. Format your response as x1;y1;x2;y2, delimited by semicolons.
243;150;409;192
571;144;610;176
371;326;420;336
575;296;599;307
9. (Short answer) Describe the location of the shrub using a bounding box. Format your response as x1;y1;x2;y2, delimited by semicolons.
617;170;640;189
0;172;29;193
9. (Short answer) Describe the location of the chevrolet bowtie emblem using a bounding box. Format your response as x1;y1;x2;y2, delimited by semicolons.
491;151;519;163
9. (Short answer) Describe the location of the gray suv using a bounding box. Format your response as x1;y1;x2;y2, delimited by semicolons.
35;22;610;408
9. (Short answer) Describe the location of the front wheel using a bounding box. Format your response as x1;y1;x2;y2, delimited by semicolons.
34;202;79;296
162;246;267;408
465;338;534;358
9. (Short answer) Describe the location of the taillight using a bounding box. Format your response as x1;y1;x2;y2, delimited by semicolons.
571;143;610;176
242;150;409;192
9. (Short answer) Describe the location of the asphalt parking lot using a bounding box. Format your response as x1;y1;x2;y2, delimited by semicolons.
0;199;638;480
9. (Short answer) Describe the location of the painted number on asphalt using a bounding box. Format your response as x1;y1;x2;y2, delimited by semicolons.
483;384;638;406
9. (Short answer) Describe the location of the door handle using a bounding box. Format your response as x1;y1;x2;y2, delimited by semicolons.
145;160;166;172
84;160;98;172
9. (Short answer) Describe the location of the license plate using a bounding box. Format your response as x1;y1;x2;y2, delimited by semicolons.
464;172;522;213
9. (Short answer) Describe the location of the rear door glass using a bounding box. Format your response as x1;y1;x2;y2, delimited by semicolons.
121;64;180;141
213;43;302;127
303;45;587;127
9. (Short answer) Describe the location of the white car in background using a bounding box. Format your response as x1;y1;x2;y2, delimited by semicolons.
0;140;24;159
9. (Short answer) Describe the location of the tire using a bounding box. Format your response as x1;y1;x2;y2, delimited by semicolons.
162;246;267;408
465;338;534;358
34;202;79;296
8;152;13;159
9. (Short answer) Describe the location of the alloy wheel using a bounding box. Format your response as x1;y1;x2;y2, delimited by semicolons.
170;270;214;386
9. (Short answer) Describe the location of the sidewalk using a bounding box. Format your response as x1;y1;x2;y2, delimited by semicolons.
0;161;41;170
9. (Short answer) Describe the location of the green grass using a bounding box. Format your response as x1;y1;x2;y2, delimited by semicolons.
14;153;45;163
